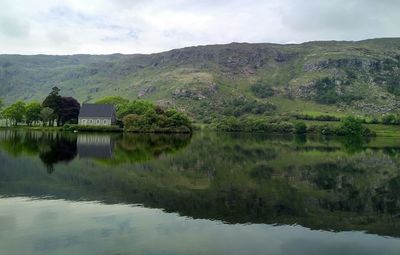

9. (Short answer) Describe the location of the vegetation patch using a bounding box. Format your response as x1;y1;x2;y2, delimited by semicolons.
250;83;275;98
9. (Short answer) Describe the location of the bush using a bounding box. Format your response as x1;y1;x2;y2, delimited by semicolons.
215;117;294;133
222;98;276;117
250;83;274;98
292;113;340;122
123;108;192;133
306;124;336;135
117;100;155;119
314;78;338;104
382;114;399;125
214;117;243;132
336;116;363;136
294;122;307;134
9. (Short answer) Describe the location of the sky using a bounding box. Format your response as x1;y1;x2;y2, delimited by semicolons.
0;0;399;55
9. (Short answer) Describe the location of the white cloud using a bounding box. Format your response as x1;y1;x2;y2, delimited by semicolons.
0;0;399;54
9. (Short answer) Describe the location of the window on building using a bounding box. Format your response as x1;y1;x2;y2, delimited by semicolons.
96;119;100;125
103;119;107;125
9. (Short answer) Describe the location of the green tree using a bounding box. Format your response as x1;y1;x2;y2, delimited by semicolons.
118;100;154;119
42;87;62;126
39;107;54;126
25;102;42;126
164;109;191;128
336;116;363;136
2;101;26;126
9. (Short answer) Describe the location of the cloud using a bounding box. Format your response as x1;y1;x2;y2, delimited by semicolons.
0;0;399;54
0;16;30;38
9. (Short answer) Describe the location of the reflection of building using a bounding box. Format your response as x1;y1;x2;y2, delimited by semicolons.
77;134;115;159
78;104;116;126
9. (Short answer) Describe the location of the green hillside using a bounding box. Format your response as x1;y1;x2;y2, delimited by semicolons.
1;38;400;122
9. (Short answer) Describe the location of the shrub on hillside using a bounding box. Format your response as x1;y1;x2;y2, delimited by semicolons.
314;77;338;104
222;98;276;117
250;83;274;98
292;113;340;122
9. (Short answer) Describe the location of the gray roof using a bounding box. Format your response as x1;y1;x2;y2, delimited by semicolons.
79;104;115;118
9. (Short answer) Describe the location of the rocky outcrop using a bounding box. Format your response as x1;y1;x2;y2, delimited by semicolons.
138;86;156;97
303;58;383;72
353;100;400;114
172;83;219;100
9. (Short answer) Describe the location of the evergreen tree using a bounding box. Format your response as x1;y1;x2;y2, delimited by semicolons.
42;87;62;126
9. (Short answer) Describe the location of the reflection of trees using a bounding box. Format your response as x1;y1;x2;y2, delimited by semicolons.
0;131;78;174
338;135;367;153
1;131;400;236
0;131;191;171
0;130;41;156
38;133;77;174
109;133;192;164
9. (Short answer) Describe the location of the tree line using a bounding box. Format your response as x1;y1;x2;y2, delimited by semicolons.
0;87;80;127
0;90;192;132
95;96;192;133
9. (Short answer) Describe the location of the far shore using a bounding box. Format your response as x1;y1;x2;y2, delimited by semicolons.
1;122;400;137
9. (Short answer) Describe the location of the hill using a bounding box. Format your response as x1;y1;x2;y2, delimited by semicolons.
1;38;400;122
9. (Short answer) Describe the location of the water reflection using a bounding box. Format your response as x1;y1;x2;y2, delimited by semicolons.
0;130;400;238
0;130;191;171
77;134;116;159
1;197;399;255
39;133;77;173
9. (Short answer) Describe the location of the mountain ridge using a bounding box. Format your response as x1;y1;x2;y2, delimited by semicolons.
1;37;400;121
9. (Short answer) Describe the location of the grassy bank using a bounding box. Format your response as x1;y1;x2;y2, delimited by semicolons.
297;120;400;137
2;121;400;137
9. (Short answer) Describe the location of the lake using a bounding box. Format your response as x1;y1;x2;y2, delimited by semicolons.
0;130;399;255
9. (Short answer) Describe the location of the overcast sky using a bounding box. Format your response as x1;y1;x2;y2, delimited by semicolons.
0;0;399;54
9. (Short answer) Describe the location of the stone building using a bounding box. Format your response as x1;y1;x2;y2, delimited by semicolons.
78;104;116;126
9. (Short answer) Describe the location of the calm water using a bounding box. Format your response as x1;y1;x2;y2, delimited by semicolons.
0;130;400;255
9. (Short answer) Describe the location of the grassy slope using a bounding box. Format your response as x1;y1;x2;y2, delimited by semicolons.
1;38;400;121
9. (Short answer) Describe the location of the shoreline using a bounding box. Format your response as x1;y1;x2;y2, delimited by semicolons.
1;123;399;137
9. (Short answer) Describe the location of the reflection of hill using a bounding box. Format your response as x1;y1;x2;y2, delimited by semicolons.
109;133;192;164
0;131;400;237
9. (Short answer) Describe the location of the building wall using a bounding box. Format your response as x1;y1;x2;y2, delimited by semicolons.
79;118;112;126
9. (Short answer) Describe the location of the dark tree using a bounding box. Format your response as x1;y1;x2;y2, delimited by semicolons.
42;87;62;126
59;97;80;125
